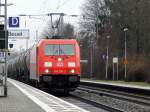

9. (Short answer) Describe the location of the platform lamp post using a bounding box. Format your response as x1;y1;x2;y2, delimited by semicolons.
4;0;8;97
105;35;110;80
123;28;128;80
90;38;93;79
3;0;13;97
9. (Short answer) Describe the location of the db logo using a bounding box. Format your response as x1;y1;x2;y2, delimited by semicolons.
57;62;63;67
8;17;20;27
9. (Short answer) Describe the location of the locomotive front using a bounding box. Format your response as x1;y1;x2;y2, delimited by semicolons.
37;39;80;91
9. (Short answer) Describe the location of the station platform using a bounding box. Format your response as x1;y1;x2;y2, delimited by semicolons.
0;78;89;112
81;79;150;90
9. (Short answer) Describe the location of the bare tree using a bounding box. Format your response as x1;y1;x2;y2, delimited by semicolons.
79;0;150;80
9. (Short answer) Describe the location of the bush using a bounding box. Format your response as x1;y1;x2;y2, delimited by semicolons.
127;55;150;82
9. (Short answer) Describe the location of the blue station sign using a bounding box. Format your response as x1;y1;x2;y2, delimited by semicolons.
8;17;20;28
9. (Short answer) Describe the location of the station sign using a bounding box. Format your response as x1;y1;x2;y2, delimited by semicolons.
8;29;29;39
113;57;118;63
80;60;88;63
8;17;20;28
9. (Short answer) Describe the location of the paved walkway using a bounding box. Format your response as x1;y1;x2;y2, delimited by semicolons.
0;81;44;112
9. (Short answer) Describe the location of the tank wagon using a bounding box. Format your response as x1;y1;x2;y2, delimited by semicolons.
8;39;80;93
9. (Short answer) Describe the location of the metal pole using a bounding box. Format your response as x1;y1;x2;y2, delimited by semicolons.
0;0;1;15
117;62;118;80
60;14;64;37
90;39;93;79
91;0;98;79
125;32;127;80
96;0;98;41
105;36;110;80
124;28;128;80
95;0;98;49
113;63;114;80
4;0;7;97
106;46;108;79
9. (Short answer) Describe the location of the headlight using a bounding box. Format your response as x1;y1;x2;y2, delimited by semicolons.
58;58;62;61
68;62;76;67
44;62;52;67
45;69;49;73
70;69;75;73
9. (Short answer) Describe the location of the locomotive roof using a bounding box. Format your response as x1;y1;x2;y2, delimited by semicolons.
37;39;78;46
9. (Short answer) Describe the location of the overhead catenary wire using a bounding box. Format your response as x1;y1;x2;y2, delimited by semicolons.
54;0;71;13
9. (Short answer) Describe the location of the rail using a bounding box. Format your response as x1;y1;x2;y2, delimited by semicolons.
71;93;124;112
79;81;150;107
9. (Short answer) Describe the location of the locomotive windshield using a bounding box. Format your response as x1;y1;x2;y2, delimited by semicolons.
45;44;75;56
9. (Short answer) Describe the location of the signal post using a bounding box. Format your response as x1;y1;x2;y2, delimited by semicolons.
0;0;8;97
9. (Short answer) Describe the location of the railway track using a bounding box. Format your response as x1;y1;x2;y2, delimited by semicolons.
78;85;150;107
69;93;124;112
74;81;150;112
39;88;108;112
10;79;108;112
60;94;109;112
44;90;123;112
19;79;150;111
38;82;150;111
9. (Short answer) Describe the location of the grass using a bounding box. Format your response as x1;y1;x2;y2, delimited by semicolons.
81;78;150;87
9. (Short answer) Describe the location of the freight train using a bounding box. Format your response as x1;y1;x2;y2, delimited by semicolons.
8;39;80;93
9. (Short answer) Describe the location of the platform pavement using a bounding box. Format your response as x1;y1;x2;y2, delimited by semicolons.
81;79;150;90
0;78;89;112
0;80;45;112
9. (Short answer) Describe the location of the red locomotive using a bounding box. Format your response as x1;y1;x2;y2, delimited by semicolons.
8;39;80;93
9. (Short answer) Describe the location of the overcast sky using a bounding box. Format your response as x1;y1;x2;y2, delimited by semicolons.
5;0;85;50
8;0;85;15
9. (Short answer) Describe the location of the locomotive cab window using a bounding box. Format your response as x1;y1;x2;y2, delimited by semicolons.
45;44;75;56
